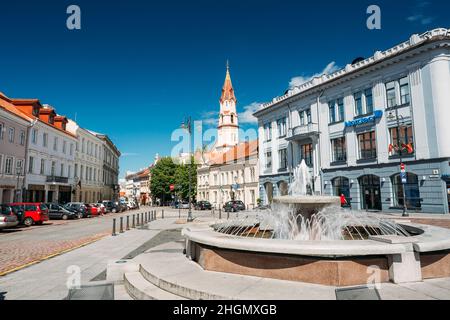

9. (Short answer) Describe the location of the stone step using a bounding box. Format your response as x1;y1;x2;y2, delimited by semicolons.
134;242;337;300
124;271;186;300
114;284;133;300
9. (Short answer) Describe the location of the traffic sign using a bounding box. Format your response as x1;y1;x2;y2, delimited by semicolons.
400;163;406;172
400;172;407;184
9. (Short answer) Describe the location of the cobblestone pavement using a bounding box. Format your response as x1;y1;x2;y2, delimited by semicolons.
0;206;167;276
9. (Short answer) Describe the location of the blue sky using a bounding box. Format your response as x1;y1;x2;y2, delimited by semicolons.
0;0;449;178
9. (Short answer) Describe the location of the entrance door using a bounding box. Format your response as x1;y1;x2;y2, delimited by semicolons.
359;175;382;211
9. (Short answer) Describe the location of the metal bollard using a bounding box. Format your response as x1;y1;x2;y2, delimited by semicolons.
179;208;181;219
141;213;144;226
137;213;140;226
126;216;130;230
219;208;222;220
120;217;124;233
112;218;117;236
227;211;230;220
144;212;147;223
132;214;136;228
154;210;157;220
162;210;164;219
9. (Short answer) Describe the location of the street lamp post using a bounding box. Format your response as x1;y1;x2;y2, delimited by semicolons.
389;109;408;217
15;166;22;202
181;117;194;222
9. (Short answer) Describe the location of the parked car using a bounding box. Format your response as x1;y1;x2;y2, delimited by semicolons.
195;201;212;210
0;204;19;230
64;202;89;218
85;204;100;216
9;203;49;227
179;201;190;209
117;201;128;212
46;203;81;220
223;200;246;213
94;203;106;214
101;201;121;213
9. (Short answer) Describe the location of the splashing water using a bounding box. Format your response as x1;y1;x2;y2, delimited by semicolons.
289;160;311;196
214;160;410;241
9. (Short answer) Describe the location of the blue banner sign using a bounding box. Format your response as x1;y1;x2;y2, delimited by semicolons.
345;110;383;128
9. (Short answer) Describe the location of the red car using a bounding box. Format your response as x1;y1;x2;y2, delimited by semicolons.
85;204;100;216
9;203;49;227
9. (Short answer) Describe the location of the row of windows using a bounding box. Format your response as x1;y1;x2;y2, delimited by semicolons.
328;76;410;124
28;156;72;178
31;128;74;156
0;154;24;175
330;125;414;163
74;164;103;183
264;110;312;142
0;123;26;146
201;168;257;187
78;137;102;159
266;144;314;171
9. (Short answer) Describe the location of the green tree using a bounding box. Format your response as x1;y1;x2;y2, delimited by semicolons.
150;157;177;204
174;156;198;201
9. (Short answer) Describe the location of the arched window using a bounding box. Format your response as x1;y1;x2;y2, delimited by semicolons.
391;173;421;209
332;177;350;199
231;115;234;124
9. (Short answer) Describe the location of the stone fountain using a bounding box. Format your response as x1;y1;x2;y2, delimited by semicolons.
182;160;450;287
273;160;340;219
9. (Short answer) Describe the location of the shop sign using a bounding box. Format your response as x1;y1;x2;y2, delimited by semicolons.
345;110;383;128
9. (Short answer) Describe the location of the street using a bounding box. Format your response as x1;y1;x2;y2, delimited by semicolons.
0;206;208;276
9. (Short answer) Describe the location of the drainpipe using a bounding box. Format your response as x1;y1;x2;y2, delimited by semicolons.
316;90;324;195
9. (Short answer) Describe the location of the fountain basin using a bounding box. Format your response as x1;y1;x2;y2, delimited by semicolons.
273;195;340;218
183;222;450;287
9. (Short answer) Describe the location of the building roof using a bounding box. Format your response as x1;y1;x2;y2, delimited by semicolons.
254;27;450;117
220;63;236;104
209;140;258;166
0;92;34;123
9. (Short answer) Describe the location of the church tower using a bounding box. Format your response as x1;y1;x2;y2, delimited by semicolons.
216;62;239;152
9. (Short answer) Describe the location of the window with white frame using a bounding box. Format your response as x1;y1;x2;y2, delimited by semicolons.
53;137;58;151
51;161;56;176
20;130;25;146
5;157;13;174
264;123;272;142
265;151;272;170
337;98;345;122
16;159;24;175
63;141;67;154
329;101;336;124
354;92;363;116
0;122;4;140
0;155;2;173
8;127;15;143
40;159;45;175
354;88;374;116
28;156;34;174
277;118;287;138
60;163;64;177
278;148;288;170
70;143;74;156
32;129;38;144
385;76;410;108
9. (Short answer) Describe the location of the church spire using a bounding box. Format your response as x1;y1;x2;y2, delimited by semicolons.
220;61;236;104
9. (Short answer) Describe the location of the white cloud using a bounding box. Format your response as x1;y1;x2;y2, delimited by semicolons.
407;14;435;25
238;102;264;125
289;61;340;89
199;111;218;126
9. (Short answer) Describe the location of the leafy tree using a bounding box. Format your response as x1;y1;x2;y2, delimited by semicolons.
150;157;177;204
174;156;198;201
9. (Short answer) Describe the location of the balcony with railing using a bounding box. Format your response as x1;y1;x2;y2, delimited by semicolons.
287;123;320;141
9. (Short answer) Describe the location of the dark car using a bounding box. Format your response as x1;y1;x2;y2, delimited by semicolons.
223;200;246;212
46;203;81;220
101;201;121;213
195;201;212;210
64;202;89;218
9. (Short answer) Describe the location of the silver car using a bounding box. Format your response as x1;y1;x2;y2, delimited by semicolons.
0;205;19;230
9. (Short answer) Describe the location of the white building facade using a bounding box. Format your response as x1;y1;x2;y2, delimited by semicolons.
67;121;105;203
255;28;450;214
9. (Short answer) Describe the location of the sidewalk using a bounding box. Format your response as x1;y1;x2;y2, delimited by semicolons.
0;217;185;300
